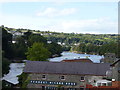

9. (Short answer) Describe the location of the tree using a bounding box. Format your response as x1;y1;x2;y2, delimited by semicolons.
47;42;62;56
2;27;13;59
28;34;47;46
24;30;32;40
26;42;51;61
12;36;27;59
17;72;29;88
2;51;11;76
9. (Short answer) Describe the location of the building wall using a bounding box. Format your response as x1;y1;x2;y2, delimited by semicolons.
87;76;103;86
112;62;120;81
27;73;103;88
112;81;120;87
118;62;120;81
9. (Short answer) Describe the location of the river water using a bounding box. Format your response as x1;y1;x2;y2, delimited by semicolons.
49;51;103;63
2;51;103;84
2;63;25;84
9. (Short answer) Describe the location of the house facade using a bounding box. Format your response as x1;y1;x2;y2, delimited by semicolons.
23;61;110;89
27;74;106;89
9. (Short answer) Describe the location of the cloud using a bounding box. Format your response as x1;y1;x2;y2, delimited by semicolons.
36;8;77;17
44;18;117;34
1;13;117;34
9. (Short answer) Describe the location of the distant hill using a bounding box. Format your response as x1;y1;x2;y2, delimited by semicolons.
1;25;117;47
1;25;119;57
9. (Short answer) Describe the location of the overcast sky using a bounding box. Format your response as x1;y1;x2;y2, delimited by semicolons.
0;1;118;34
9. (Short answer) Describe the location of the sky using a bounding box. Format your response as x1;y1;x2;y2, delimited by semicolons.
0;1;118;34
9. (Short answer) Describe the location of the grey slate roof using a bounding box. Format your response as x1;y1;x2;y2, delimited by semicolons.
23;61;110;76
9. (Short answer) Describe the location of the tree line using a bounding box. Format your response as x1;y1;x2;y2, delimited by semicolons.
2;26;63;75
71;42;119;58
3;25;118;47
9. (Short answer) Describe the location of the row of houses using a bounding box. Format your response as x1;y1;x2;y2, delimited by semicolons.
23;58;120;89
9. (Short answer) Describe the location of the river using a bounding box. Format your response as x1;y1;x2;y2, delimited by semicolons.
2;51;103;85
49;51;103;63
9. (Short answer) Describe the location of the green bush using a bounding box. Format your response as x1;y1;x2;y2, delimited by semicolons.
17;72;29;88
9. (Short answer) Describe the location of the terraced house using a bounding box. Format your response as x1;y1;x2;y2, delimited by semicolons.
23;61;110;89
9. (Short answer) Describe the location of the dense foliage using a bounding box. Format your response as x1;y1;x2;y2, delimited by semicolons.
17;73;29;88
71;42;119;56
2;27;13;59
44;33;117;46
1;26;63;60
47;42;62;56
26;42;51;61
1;25;119;58
1;25;63;79
2;28;12;76
2;57;10;76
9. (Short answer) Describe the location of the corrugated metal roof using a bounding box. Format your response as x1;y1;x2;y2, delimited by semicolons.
23;61;110;76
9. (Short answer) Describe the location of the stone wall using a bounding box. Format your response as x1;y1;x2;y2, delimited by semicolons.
27;73;104;88
112;62;120;81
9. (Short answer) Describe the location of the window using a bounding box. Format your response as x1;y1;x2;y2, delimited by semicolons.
60;76;65;80
67;88;76;90
73;83;76;85
108;82;112;86
32;81;35;83
97;83;101;86
30;80;33;83
35;81;38;83
46;86;57;90
38;81;40;84
80;76;85;81
42;75;46;79
102;83;107;86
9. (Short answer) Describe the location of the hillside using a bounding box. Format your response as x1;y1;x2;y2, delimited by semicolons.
1;25;119;57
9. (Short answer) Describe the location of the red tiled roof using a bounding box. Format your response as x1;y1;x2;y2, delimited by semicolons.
86;84;119;89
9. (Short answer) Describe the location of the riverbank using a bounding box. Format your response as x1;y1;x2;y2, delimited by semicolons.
51;54;62;58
